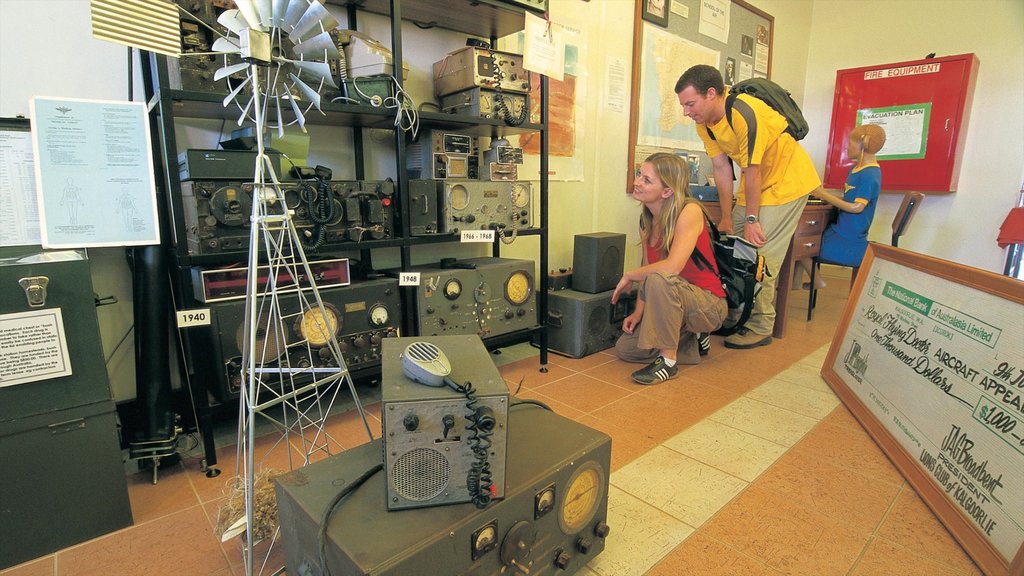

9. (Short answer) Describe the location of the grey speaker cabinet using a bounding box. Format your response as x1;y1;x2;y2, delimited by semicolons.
0;249;132;569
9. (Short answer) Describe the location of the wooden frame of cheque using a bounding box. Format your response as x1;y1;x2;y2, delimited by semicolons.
822;243;1024;576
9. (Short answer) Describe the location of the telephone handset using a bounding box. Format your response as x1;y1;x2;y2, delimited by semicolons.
400;341;496;508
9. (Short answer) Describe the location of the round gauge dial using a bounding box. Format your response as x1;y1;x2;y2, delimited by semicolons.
559;462;604;534
444;278;462;300
368;303;389;327
449;184;470;211
504;270;532;306
296;303;341;346
510;183;529;208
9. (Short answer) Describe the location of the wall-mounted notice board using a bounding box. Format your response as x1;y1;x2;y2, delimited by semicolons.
627;0;773;185
823;53;978;193
822;243;1024;576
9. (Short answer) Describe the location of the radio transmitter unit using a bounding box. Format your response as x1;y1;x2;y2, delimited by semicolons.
381;336;509;510
406;130;479;180
274;388;611;576
180;179;396;255
206;277;401;402
393;257;537;339
440;87;529;125
433;47;530;98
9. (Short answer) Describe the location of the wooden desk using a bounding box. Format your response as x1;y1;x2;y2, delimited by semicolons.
702;202;834;339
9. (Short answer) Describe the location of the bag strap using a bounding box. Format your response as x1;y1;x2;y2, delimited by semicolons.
689;209;718;273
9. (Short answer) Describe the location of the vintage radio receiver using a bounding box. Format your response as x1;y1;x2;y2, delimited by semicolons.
440;88;529;125
190;258;350;303
274;397;610;576
207;278;401;402
394;257;537;339
443;181;531;238
163;0;249;94
406;131;479;180
381;336;509;510
433;47;530;98
180;179;396;255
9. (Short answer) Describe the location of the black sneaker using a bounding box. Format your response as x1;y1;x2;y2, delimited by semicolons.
631;356;679;385
697;333;711;356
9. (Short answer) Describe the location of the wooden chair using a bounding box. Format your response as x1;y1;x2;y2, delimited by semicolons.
807;191;924;320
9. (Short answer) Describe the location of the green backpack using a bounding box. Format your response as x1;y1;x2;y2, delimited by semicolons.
719;78;810;141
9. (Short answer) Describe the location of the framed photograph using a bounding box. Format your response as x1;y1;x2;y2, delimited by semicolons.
641;0;670;27
741;34;754;57
724;57;737;85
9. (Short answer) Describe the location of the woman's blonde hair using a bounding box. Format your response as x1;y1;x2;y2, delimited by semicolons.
639;153;700;255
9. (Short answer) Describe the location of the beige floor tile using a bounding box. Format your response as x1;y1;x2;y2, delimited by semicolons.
795;344;831;369
663;419;788;482
646;532;783;576
586;486;695;576
772;361;834;394
745;376;839;420
611;446;747;528
708;396;819;446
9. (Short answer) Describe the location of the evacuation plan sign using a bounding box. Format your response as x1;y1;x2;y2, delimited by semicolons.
822;244;1024;575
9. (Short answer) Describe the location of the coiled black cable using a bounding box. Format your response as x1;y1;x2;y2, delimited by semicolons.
445;376;494;508
317;463;383;576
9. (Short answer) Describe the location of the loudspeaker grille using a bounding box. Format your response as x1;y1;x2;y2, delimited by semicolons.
393;448;451;501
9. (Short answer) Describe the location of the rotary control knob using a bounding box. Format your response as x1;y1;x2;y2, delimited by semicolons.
554;549;572;570
370;333;382;345
403;414;419;431
595;521;610;539
500;520;536;573
353;336;368;348
576;536;593;555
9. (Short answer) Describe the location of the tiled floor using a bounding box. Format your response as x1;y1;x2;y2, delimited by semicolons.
1;268;982;576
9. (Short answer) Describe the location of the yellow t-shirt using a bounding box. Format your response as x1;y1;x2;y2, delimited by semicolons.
697;92;821;207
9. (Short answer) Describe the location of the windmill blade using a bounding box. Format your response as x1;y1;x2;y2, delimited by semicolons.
274;95;285;139
286;93;308;132
232;0;265;31
215;61;251;81
237;93;256;126
255;0;274;29
223;80;250;107
289;2;339;43
289;73;323;111
217;9;249;35
211;37;241;53
293;31;341;60
283;0;308;31
91;0;181;57
272;0;290;26
281;59;338;89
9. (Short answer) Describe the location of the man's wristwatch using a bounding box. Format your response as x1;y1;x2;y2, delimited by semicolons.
745;214;760;225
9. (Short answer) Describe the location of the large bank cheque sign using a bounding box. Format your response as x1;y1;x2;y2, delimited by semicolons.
822;244;1024;576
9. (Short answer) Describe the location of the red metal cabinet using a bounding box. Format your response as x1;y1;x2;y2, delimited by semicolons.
824;53;978;193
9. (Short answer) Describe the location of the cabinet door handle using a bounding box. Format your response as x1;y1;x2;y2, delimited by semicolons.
945;118;950;131
803;242;817;248
805;219;818;226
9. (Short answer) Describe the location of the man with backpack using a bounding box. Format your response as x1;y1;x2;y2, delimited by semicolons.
674;64;821;349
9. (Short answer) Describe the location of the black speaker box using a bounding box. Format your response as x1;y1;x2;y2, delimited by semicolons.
545;289;628;358
571;232;625;294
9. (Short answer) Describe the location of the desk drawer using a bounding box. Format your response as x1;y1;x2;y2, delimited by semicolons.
794;212;828;238
792;235;822;259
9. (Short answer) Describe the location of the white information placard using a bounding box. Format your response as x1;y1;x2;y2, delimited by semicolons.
823;244;1024;575
0;128;41;247
0;308;72;388
30;96;160;248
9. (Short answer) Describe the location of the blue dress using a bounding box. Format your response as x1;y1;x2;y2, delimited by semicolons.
818;164;881;266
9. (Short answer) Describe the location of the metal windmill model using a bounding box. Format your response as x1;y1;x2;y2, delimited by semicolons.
91;0;372;573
